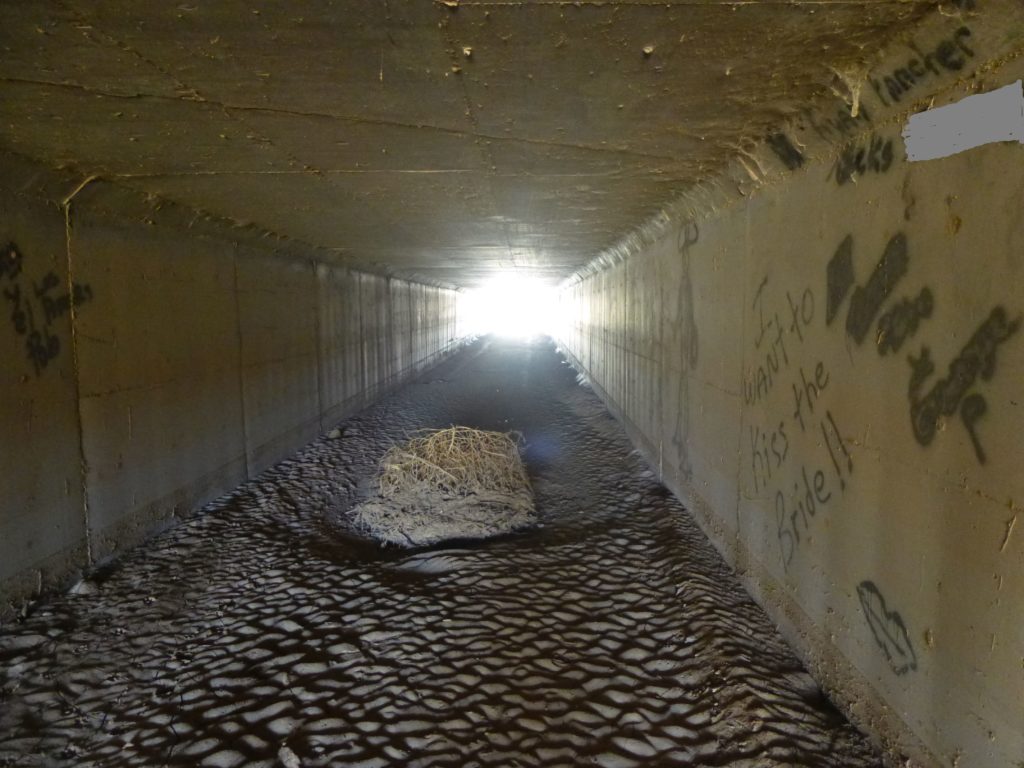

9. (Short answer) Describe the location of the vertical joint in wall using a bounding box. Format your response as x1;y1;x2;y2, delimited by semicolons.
311;259;325;432
60;176;99;568
231;249;251;480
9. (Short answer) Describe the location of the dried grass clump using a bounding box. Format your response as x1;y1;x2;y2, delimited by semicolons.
352;426;536;548
378;426;529;499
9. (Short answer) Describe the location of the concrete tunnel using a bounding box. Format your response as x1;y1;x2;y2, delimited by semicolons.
0;1;1021;766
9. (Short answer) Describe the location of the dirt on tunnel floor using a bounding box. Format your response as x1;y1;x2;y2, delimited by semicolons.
0;338;884;768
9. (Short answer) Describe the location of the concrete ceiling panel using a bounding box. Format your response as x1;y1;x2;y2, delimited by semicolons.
62;1;473;132
230;110;487;174
0;3;184;99
0;0;937;287
0;83;298;176
444;2;931;156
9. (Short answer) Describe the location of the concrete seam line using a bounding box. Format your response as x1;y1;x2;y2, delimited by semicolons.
231;247;251;480
62;197;93;567
312;259;325;433
0;75;676;163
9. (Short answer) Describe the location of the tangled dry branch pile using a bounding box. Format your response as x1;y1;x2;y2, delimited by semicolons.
352;426;537;548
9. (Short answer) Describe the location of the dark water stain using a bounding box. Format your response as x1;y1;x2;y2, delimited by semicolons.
0;338;882;768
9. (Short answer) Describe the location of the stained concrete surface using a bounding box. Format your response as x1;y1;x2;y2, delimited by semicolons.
0;1;936;286
0;339;881;767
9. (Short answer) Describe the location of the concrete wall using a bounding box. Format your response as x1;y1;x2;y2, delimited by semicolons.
557;7;1024;768
0;154;461;619
0;167;88;609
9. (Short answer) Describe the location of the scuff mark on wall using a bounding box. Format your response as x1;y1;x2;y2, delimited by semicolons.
999;513;1016;552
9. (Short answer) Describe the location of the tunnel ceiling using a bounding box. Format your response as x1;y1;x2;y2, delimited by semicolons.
0;1;935;288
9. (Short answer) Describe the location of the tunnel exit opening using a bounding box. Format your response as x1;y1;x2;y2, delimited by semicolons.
460;275;560;339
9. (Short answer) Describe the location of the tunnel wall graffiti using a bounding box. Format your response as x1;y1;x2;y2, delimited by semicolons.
557;8;1024;768
0;184;90;613
0;155;462;617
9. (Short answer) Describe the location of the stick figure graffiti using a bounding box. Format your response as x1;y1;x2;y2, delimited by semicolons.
670;221;700;480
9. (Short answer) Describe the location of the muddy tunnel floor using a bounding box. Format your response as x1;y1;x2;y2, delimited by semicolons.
0;339;883;768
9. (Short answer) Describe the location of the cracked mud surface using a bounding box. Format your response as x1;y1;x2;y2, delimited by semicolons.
0;338;882;767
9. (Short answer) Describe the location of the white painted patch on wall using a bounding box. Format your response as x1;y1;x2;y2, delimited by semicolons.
903;80;1024;161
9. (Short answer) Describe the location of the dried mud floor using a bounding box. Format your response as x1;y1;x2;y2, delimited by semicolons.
0;339;883;768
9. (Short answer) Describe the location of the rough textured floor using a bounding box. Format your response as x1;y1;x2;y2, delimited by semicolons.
0;339;883;768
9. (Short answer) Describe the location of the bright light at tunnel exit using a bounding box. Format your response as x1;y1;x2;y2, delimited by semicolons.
461;276;561;339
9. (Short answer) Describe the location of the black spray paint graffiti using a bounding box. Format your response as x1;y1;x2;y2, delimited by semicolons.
786;347;856;492
1;241;93;376
803;103;873;144
845;233;909;345
743;278;793;407
775;462;832;570
820;409;854;490
775;356;855;570
743;276;853;571
826;233;921;350
824;233;1018;463
766;133;804;170
876;288;933;355
869;27;974;106
857;581;917;675
832;134;894;186
749;419;789;496
825;235;855;326
908;306;1020;464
